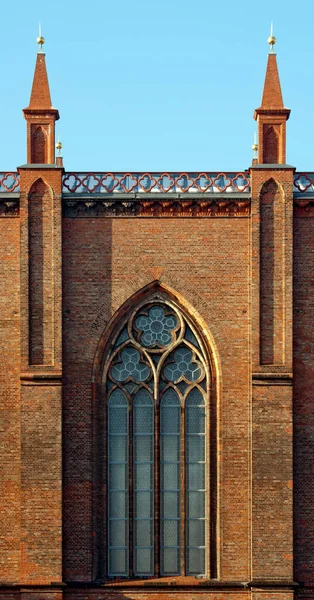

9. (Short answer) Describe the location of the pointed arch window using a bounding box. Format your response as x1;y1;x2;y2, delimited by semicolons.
104;299;210;578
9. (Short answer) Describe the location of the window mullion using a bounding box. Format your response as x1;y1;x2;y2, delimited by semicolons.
129;401;133;578
154;387;160;577
181;401;185;575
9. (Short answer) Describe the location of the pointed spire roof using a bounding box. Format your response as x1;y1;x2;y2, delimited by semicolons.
260;53;284;109
28;52;52;108
254;51;290;120
23;50;59;119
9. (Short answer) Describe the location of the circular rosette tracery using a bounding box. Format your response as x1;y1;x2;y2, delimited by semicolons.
162;345;204;384
109;345;152;384
132;304;181;351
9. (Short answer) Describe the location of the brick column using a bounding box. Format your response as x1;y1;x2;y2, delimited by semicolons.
250;164;294;588
19;165;63;590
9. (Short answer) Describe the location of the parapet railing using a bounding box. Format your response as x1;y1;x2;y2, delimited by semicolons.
62;172;251;194
2;171;314;195
293;173;314;193
0;172;20;192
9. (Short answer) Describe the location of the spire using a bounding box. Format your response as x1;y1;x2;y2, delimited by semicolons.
253;28;290;165
23;31;60;165
28;52;53;109
260;53;284;110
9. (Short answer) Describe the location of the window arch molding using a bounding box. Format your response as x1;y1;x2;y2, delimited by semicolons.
92;282;220;582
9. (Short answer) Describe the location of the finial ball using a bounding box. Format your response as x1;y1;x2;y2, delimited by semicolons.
56;140;62;151
252;143;258;152
268;35;276;47
37;35;45;47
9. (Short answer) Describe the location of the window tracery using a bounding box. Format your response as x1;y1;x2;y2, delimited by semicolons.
104;298;209;578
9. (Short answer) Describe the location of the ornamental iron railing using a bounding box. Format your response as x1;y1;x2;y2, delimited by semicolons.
293;173;314;193
2;171;314;195
0;172;20;192
62;172;251;194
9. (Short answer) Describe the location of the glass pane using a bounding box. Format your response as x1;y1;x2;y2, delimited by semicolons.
161;519;180;546
161;407;180;433
187;463;205;490
186;407;206;434
134;388;152;405
177;380;188;394
108;408;128;434
161;492;180;519
186;547;205;575
134;407;153;433
187;519;205;546
185;326;200;349
160;435;180;462
134;519;153;546
134;463;153;490
109;435;127;461
134;435;153;461
134;492;153;518
109;492;127;518
108;548;128;576
161;548;180;575
135;304;177;348
109;464;127;490
109;519;127;546
187;491;205;519
161;387;180;405
186;435;205;462
163;347;204;383
108;389;128;406
186;387;205;406
111;347;151;383
114;327;129;348
161;463;180;490
134;548;153;575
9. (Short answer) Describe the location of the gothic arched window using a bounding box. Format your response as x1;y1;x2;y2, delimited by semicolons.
104;299;210;578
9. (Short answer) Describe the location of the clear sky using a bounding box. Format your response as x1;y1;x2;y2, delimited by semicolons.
1;0;313;172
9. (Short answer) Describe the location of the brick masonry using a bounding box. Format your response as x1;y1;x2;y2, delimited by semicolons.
0;44;312;600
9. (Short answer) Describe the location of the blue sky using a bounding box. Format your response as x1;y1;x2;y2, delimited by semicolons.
1;0;313;172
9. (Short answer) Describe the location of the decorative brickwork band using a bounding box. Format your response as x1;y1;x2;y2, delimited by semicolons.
0;199;19;216
63;197;251;217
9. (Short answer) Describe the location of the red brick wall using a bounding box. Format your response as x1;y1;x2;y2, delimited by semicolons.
252;383;293;578
293;213;314;588
0;171;298;600
0;216;20;583
62;216;251;582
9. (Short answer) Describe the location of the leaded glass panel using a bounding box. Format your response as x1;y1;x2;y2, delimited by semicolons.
160;389;181;575
133;389;154;576
108;389;129;577
134;305;178;348
185;388;206;576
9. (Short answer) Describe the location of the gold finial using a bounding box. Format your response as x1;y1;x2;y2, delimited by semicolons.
36;23;45;52
252;132;258;157
56;135;63;156
268;22;276;52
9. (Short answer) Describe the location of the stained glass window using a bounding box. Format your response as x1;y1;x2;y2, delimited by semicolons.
105;299;208;578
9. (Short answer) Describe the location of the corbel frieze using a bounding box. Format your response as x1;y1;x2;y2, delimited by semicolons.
0;198;19;216
62;197;251;217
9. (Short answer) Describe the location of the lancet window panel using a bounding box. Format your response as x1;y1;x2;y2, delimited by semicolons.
103;298;210;579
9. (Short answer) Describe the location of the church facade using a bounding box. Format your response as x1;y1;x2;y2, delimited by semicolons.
1;37;314;600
